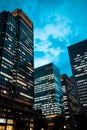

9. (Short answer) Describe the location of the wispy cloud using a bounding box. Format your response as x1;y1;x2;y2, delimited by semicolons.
34;15;72;41
34;15;71;68
34;46;64;68
35;40;51;52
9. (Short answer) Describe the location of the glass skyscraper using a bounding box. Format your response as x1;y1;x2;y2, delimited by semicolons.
0;9;34;106
34;63;63;115
12;9;34;106
68;40;87;113
0;9;34;130
34;63;63;129
0;9;34;105
0;11;16;98
61;74;78;128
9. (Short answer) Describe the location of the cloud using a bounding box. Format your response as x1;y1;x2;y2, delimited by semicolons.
34;15;72;41
34;15;71;68
34;56;51;68
34;46;64;68
35;36;65;57
34;39;65;68
35;40;51;52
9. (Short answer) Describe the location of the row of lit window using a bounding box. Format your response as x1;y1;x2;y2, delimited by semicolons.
35;84;54;93
5;32;14;41
34;80;53;86
34;74;54;82
80;99;87;103
2;56;13;66
20;92;33;99
77;79;86;83
74;64;87;70
80;94;87;98
3;48;14;61
35;94;55;102
20;18;33;33
79;91;87;95
19;41;33;56
0;71;13;80
78;86;87;91
75;72;86;77
4;46;14;56
34;103;61;115
77;81;87;88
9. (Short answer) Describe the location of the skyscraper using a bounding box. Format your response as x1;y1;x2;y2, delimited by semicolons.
68;40;87;113
61;74;78;128
0;9;34;129
34;63;63;128
0;9;34;106
0;11;16;98
12;9;34;106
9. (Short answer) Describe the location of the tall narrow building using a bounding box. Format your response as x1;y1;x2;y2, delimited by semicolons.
12;9;34;106
0;9;34;107
0;11;17;98
0;9;34;129
34;63;63;129
61;74;78;128
68;40;87;113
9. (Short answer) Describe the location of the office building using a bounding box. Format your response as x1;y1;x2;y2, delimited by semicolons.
0;10;16;98
61;74;78;128
34;63;63;129
12;9;34;106
0;9;34;130
68;40;87;113
0;8;34;107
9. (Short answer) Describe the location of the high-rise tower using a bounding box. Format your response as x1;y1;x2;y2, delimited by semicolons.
0;11;17;98
61;74;78;128
34;63;63;129
12;9;34;106
68;40;87;113
0;9;34;106
0;9;34;129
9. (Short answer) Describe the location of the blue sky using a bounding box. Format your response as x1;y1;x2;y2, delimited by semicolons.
0;0;87;76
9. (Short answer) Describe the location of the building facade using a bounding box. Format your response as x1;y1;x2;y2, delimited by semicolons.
12;9;34;106
61;74;78;128
0;9;34;130
68;40;87;113
0;10;16;99
34;63;63;128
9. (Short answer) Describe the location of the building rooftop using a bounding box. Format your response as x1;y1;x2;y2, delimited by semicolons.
12;8;33;27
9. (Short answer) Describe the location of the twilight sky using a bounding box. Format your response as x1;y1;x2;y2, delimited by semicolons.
0;0;87;76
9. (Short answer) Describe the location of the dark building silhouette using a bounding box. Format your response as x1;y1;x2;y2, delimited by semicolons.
0;8;34;107
75;113;87;130
68;40;87;114
12;9;34;106
61;74;78;129
53;115;65;130
0;9;36;130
